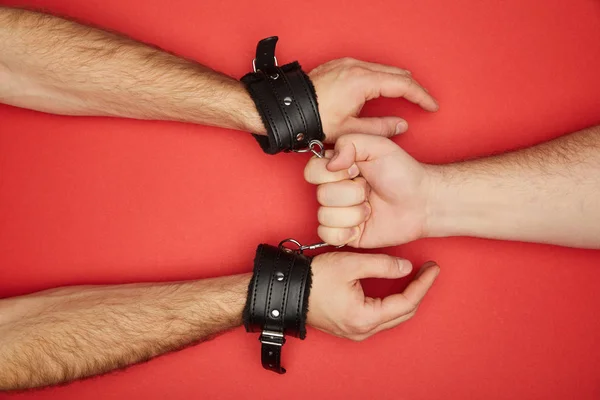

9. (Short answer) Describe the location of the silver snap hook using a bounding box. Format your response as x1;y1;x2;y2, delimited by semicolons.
293;140;325;158
278;238;344;254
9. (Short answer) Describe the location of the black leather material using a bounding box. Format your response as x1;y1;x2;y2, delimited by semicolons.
259;331;286;374
241;37;324;154
254;36;278;72
243;244;312;374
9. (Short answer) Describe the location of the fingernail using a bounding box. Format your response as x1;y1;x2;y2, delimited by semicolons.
348;164;359;178
399;260;413;274
364;202;372;220
395;121;408;135
422;260;438;268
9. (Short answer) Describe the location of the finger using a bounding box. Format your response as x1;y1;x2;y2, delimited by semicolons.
317;225;360;246
402;261;440;306
327;134;397;172
305;157;359;184
318;203;371;228
356;60;411;76
369;72;439;112
353;254;413;280
375;262;440;323
317;178;369;207
368;309;416;336
344;116;408;137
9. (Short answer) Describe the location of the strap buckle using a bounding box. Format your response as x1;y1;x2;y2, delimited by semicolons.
259;330;286;347
252;56;278;73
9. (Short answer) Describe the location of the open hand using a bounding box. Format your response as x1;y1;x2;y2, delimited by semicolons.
309;58;439;142
307;252;440;341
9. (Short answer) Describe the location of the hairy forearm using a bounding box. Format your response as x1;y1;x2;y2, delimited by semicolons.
0;7;263;132
427;125;600;248
0;273;250;391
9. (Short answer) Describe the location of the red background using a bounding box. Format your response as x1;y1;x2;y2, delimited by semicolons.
1;0;600;398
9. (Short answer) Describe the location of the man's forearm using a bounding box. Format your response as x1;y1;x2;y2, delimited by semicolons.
0;273;250;391
427;125;600;248
0;7;264;132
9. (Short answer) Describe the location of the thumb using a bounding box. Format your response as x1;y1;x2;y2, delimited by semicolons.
347;116;409;138
327;134;398;172
353;254;413;280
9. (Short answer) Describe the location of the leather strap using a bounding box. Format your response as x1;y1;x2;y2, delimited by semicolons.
259;330;286;374
253;36;278;72
243;244;312;374
241;37;324;154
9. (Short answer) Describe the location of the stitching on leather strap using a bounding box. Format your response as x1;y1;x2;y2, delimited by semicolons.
247;79;281;150
296;70;323;135
264;249;281;326
280;68;308;141
279;250;295;333
266;68;295;148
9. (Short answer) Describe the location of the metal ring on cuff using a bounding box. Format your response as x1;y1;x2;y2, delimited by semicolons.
293;140;325;158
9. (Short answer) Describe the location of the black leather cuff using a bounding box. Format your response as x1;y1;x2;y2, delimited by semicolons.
243;244;313;374
241;36;324;155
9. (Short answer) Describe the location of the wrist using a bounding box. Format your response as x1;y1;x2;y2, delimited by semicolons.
227;82;266;134
423;163;467;238
424;162;501;239
195;273;251;329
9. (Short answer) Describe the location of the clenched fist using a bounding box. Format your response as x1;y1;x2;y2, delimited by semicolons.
304;134;435;248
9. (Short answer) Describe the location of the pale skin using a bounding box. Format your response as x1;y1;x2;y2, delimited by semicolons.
304;125;600;249
0;6;442;391
0;254;440;391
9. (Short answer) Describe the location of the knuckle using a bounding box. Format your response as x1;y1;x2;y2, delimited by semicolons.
349;334;369;342
340;57;357;65
401;74;414;84
374;254;395;271
317;207;329;225
356;321;374;335
345;65;367;78
318;226;341;245
370;118;385;134
344;317;374;336
304;159;326;183
336;228;351;244
403;75;415;89
407;301;419;314
359;203;370;221
355;180;368;202
303;162;317;183
316;185;329;205
405;308;418;320
335;134;353;148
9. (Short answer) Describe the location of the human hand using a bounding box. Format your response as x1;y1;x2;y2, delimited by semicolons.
304;134;434;248
308;58;439;143
307;252;440;341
